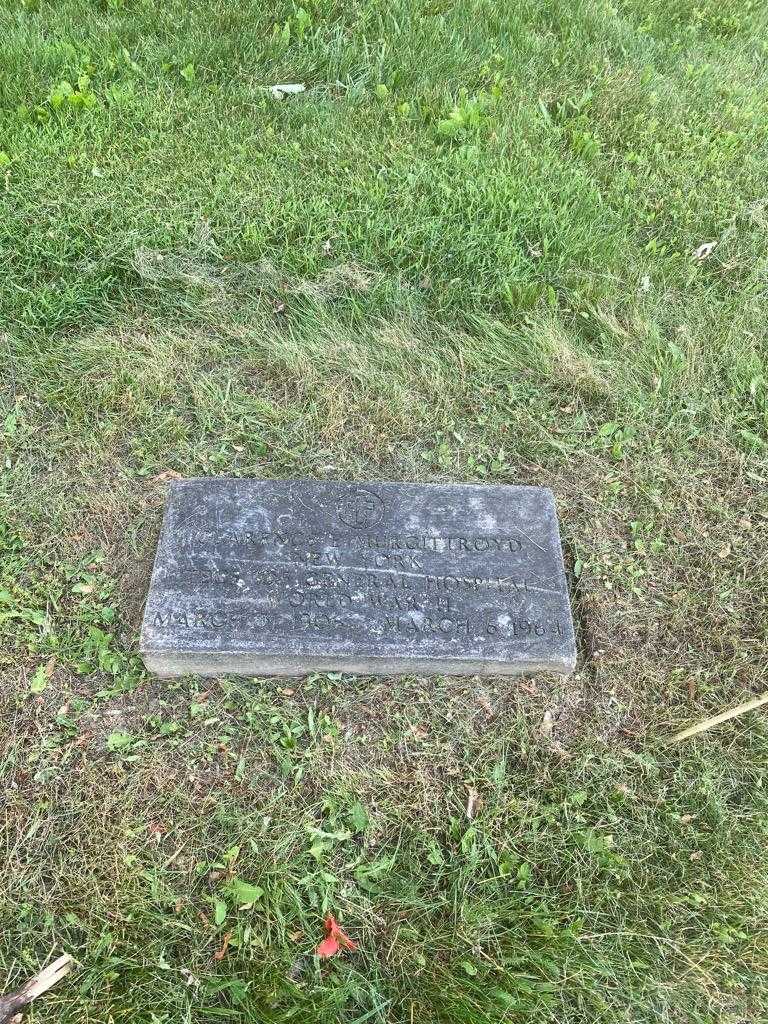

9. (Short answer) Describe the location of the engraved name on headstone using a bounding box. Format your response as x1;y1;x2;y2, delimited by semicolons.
140;479;576;677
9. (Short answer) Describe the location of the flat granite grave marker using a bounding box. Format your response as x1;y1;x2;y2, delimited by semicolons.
140;479;576;677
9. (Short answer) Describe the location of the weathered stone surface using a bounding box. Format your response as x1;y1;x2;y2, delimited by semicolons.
140;479;576;677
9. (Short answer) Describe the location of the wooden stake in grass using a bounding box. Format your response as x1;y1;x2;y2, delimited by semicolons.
0;954;74;1024
670;691;768;743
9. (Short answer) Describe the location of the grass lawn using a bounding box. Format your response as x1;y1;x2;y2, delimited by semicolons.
1;0;767;1020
